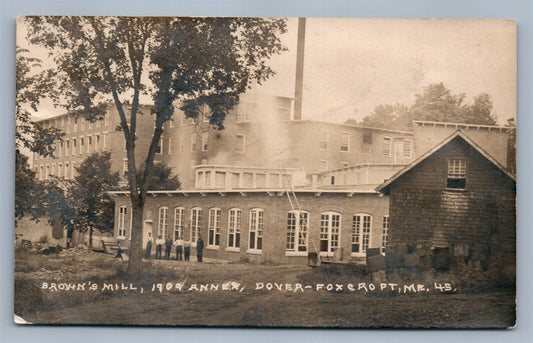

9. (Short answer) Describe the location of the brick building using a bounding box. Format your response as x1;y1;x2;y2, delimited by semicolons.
377;131;516;271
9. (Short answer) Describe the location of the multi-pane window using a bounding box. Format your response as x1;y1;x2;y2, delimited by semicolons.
228;209;241;249
286;210;308;252
447;159;467;189
215;172;226;189
73;117;78;132
95;135;100;150
340;132;350;152
158;207;169;239
156;138;163;154
320;212;340;253
123;159;128;178
168;137;174;155
58;163;63;178
403;139;412;158
72;139;77;156
64;163;70;179
319;129;328;150
118;206;128;238
174;207;184;241
381;216;390;254
235;134;245;153
190;207;202;244
208;208;221;247
352;214;372;254
79;137;84;154
191;133;197;152
249;209;264;251
202;132;208;151
383;137;392;157
362;133;372;153
319;160;328;171
103;133;108;149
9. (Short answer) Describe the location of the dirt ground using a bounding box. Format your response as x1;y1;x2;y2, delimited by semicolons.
14;251;516;328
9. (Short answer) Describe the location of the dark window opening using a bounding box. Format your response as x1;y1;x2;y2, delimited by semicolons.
447;178;466;189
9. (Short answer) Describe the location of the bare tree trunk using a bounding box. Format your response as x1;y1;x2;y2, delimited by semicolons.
127;200;145;275
89;227;93;249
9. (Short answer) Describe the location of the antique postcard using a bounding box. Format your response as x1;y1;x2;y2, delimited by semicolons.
14;17;516;327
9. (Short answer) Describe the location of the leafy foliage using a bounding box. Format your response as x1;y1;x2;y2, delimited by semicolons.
359;83;498;131
25;16;287;272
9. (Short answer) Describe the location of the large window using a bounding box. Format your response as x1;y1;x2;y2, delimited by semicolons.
381;216;389;254
383;137;392;157
320;212;340;254
352;214;372;254
174;207;184;241
191;133;197;152
447;159;466;189
202;132;208;151
403;139;412;158
248;209;264;252
118;206;128;238
362;133;372;154
156;137;163;154
286;210;308;253
168;137;174;155
190;207;202;244
340;132;350;152
235;134;245;153
158;207;169;238
228;209;241;249
208;208;221;247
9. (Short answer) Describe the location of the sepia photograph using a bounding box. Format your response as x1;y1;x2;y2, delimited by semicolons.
14;16;516;328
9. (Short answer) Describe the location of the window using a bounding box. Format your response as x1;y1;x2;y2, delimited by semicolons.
340;132;350;152
66;117;71;133
286;210;308;252
243;173;253;188
228;209;241;249
79;137;84;154
404;139;412;158
156;137;163;154
215;172;226;189
248;209;263;251
64;163;69;179
103;133;108;149
190;208;202;244
168;137;174;155
58;163;63;178
118;206;128;238
104;112;109;125
191;133;197;152
72;139;77;156
383;137;392;157
95;135;100;150
319;129;328;150
87;136;92;153
71;163;75;179
319;160;328;171
174;207;184;241
158;207;169;239
202;132;208;151
58;142;63;157
381;216;389;254
39;166;43;180
352;214;372;254
208;208;221;247
61;117;65;127
235;134;245;153
123;159;128;178
362;133;372;154
320;212;340;254
236;105;248;122
341;161;349;168
73;117;78;132
447;159;467;189
88;120;93;129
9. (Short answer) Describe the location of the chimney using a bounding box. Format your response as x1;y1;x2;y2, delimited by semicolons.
293;17;306;120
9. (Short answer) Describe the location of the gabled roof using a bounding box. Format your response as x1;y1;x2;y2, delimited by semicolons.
376;130;516;195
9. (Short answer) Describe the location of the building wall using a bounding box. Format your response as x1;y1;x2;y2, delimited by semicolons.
387;138;516;267
113;191;390;264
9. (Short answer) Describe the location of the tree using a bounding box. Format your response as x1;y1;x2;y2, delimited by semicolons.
358;83;498;131
25;16;287;273
15;47;63;223
67;152;119;248
133;163;180;191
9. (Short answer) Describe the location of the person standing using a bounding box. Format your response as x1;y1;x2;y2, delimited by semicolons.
196;236;205;262
184;240;191;262
174;237;184;261
164;237;172;260
155;235;164;259
144;234;153;259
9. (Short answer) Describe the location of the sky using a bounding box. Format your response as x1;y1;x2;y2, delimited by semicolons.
18;17;516;125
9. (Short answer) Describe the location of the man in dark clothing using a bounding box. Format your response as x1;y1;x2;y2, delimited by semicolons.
144;235;153;259
184;240;191;261
196;237;205;262
164;238;172;259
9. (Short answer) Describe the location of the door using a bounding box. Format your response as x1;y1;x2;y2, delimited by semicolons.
319;212;341;256
143;220;153;248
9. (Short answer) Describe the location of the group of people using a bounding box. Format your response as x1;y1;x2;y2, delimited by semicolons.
144;234;204;262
